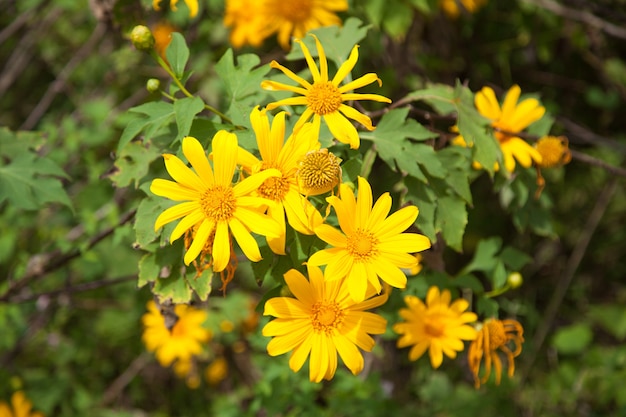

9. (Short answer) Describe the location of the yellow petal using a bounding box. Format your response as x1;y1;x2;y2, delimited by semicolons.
323;111;360;149
233;168;281;197
338;104;374;130
211;130;238;186
265;60;312;89
333;334;363;375
267;111;287;163
429;341;444;368
170;209;206;242
366;192;392;230
295;38;321;82
283;268;316;306
408;340;430;362
266;204;286;255
229;216;262;262
347;262;369;302
326;195;355;236
183;218;213;265
163;153;205;191
332;44;359;86
315;224;347;247
234;207;281;238
266;324;310;356
289;332;313;372
356;176;373;227
475;86;501;121
501;85;521;120
154;201;198;231
259;80;308;96
150;179;199;201
339;93;391;103
183;0;198;17
263;297;309;319
182;136;214;184
338;73;382;93
210;221;230;271
508;98;545;131
372;205;419;239
372;257;407;288
309;333;329;382
263;96;309;111
311;34;328;82
378;233;432;253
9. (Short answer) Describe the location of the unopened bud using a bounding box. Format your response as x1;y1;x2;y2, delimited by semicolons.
130;25;155;51
507;272;523;289
146;78;161;93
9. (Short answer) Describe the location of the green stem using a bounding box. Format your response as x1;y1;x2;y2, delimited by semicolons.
151;51;232;124
484;284;511;298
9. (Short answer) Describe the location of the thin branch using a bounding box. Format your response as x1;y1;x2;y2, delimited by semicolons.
521;0;626;40
20;20;107;130
521;177;618;383
9;275;137;303
0;209;137;303
100;352;152;407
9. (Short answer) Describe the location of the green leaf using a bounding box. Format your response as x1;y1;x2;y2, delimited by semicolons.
436;195;468;252
138;252;160;287
492;260;507;289
406;83;457;115
463;237;502;273
186;268;213;301
552;323;593;355
0;151;72;211
405;176;437;241
381;1;414;39
134;195;175;249
214;49;270;127
165;32;190;79
453;274;485;293
110;140;161;188
174;96;205;142
118;101;175;153
589;305;626;341
153;274;192;304
364;108;438;183
500;246;533;271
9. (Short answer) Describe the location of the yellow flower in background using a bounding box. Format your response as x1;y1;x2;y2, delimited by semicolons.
308;177;431;302
151;21;178;60
142;301;211;367
535;135;571;168
262;265;388;382
468;318;524;387
153;0;199;17
236;107;323;254
205;356;229;385
150;134;281;269
224;0;268;48
0;392;44;417
478;85;544;172
262;0;348;50
393;287;478;368
440;0;487;18
262;35;391;149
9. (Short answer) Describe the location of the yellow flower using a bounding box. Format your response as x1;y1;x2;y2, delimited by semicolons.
142;300;211;367
534;135;571;168
262;265;388;382
440;0;487;18
262;35;391;149
205;356;229;385
151;21;178;60
236;107;323;254
150;133;282;269
224;0;269;48
308;177;431;302
262;0;348;50
468;318;524;387
479;85;544;172
296;148;342;196
393;287;478;368
0;392;44;417
153;0;199;17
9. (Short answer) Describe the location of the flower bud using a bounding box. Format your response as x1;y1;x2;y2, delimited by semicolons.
507;272;523;289
146;78;161;93
130;25;155;51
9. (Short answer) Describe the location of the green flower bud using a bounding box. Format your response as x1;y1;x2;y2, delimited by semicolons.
507;272;523;289
146;78;161;93
130;25;155;51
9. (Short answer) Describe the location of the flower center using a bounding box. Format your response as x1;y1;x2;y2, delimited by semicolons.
200;186;236;221
258;175;290;201
486;320;507;350
347;229;378;261
296;149;342;195
311;300;344;334
424;319;444;338
271;0;313;22
171;320;186;338
306;82;343;115
536;136;571;168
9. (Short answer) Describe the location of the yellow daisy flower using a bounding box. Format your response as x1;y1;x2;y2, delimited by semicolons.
0;392;44;417
224;0;269;48
478;85;544;172
534;135;571;168
262;0;348;50
393;286;478;368
440;0;487;19
262;35;391;149
153;0;199;17
468;318;524;387
307;176;431;302
142;300;211;367
236;107;323;254
150;133;282;269
262;265;388;382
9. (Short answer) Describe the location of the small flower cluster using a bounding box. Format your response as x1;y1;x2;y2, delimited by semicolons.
149;36;432;382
